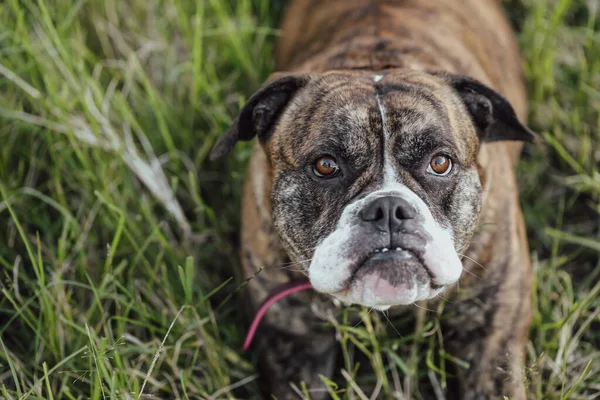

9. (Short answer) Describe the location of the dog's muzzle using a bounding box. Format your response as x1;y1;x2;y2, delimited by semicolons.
308;186;463;308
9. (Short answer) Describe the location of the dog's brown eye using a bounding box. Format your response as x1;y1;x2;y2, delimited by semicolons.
428;154;452;176
313;155;339;177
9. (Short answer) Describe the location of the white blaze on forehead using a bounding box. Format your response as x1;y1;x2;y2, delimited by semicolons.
373;74;398;188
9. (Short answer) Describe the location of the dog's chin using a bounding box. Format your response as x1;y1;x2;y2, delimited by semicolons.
330;249;445;308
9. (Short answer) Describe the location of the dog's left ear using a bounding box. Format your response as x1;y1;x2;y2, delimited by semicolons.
210;72;311;160
435;72;536;142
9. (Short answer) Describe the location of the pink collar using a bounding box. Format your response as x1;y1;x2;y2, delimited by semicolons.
243;281;313;350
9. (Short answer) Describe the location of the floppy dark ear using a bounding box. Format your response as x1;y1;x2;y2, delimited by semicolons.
210;73;311;160
435;72;536;142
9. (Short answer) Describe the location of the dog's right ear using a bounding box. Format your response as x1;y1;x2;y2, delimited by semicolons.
210;73;311;160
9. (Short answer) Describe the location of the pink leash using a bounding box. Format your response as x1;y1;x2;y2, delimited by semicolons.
243;281;313;351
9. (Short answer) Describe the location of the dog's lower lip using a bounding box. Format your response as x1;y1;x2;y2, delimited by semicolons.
346;247;442;290
346;247;417;284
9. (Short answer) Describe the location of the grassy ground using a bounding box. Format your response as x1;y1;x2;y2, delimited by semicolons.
0;0;598;399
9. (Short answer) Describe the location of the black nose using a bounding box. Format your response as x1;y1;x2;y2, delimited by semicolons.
360;196;416;232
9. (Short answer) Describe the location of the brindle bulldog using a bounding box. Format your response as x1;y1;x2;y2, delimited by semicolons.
211;0;535;399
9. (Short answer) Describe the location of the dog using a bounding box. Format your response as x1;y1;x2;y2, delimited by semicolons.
211;0;535;398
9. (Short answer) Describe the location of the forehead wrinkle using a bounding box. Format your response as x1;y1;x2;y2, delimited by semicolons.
334;103;371;155
386;101;446;144
312;105;377;171
302;85;375;158
403;77;479;162
389;87;450;125
278;81;362;166
384;90;466;161
378;78;448;117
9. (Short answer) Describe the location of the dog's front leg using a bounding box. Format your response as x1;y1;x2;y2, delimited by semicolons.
444;299;530;400
241;272;337;399
254;325;337;400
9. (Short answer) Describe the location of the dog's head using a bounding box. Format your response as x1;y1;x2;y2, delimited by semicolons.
211;70;534;309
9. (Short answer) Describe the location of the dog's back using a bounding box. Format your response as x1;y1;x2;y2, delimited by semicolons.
276;0;527;121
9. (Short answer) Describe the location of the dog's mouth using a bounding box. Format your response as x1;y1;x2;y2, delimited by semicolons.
350;246;442;289
332;245;444;307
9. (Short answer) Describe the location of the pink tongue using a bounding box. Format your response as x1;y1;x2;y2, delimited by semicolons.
243;281;313;351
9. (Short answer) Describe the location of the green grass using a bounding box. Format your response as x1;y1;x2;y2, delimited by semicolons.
0;0;598;398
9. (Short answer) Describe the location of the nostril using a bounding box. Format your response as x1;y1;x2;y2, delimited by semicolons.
395;207;403;220
394;203;416;220
375;207;384;221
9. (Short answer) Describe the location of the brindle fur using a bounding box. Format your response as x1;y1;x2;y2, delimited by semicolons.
221;1;534;398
